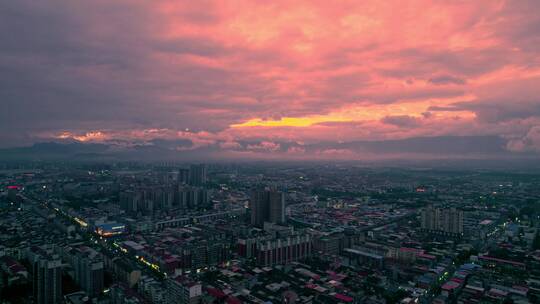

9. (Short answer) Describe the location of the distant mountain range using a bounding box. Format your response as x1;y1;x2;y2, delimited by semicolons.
306;135;509;155
0;135;535;163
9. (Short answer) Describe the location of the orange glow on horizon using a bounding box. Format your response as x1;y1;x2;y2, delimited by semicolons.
231;101;476;128
56;131;108;142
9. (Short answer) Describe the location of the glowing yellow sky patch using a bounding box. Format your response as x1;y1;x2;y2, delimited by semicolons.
231;115;352;128
230;100;476;128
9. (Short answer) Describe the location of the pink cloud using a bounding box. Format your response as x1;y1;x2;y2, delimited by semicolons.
507;126;540;152
246;141;281;152
2;0;540;158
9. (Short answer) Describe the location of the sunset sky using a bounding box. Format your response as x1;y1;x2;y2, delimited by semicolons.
1;1;540;159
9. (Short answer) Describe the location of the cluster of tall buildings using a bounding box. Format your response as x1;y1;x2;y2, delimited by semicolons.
120;164;210;215
120;186;209;215
239;233;313;266
68;247;104;297
187;164;207;187
164;164;207;186
238;223;314;267
26;246;62;304
250;188;286;228
120;187;172;214
421;206;464;235
24;245;106;304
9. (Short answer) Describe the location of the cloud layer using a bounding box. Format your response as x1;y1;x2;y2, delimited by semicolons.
1;0;540;159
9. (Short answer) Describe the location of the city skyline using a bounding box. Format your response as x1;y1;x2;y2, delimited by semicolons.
1;1;540;161
2;162;539;303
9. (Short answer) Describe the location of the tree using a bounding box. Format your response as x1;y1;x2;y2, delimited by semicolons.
384;289;408;304
533;231;540;250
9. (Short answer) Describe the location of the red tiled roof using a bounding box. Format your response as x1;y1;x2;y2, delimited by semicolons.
226;296;242;304
334;294;354;302
206;287;226;299
479;256;525;267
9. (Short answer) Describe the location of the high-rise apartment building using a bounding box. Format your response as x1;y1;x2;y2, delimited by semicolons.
166;277;202;304
7;185;20;203
441;207;464;235
178;169;190;184
421;206;463;235
27;246;62;304
120;186;178;214
250;189;285;227
73;249;104;297
176;186;209;210
189;164;207;186
239;234;313;266
268;190;285;224
421;205;440;231
120;190;143;214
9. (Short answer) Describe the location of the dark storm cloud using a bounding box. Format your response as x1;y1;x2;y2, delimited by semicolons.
451;101;540;123
0;1;151;144
0;0;252;145
381;115;421;128
428;75;467;85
